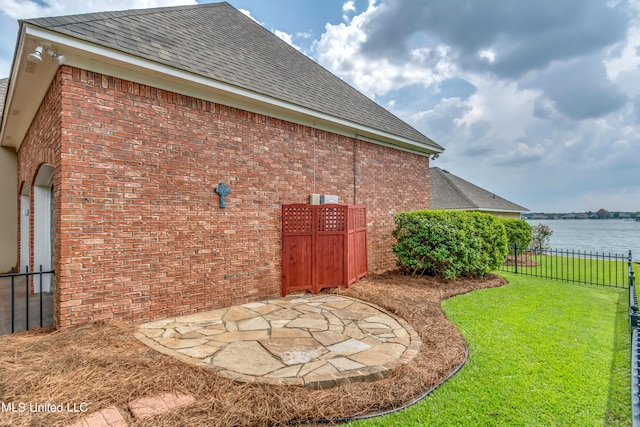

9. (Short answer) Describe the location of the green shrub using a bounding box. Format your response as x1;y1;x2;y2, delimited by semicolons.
500;218;533;254
392;210;508;279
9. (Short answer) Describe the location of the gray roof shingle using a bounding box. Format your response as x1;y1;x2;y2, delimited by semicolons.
22;2;442;151
430;167;529;212
0;78;8;119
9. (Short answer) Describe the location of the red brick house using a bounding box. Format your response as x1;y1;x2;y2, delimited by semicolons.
0;2;443;328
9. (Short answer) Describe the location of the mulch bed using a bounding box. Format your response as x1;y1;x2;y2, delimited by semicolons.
503;254;540;267
0;272;507;426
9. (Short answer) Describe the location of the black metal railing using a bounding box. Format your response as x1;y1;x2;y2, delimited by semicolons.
629;261;640;427
499;244;632;288
0;266;54;335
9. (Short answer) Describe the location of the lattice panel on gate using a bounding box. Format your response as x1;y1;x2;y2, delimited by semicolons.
317;205;345;232
283;205;313;234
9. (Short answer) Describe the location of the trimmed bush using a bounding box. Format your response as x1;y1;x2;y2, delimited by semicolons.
392;210;508;279
500;218;532;254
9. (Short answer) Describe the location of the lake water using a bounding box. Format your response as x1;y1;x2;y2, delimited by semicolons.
525;219;640;261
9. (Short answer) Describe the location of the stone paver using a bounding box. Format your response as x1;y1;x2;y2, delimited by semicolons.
128;392;195;419
135;294;421;389
65;406;127;427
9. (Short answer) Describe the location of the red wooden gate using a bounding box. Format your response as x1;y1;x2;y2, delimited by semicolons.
282;204;367;296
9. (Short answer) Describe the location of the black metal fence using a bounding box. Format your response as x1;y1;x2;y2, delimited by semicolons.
0;266;54;335
499;244;632;288
629;264;640;427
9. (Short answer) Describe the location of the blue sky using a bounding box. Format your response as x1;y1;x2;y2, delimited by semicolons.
1;0;639;213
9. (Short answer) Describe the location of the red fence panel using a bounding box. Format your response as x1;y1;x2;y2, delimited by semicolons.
282;204;367;296
348;204;368;285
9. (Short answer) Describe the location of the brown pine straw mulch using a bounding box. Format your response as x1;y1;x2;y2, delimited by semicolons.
0;272;507;427
503;253;540;267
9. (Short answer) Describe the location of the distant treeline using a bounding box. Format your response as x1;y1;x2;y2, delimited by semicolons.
523;210;639;220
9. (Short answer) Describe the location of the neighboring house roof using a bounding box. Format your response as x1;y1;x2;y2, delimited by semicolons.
1;2;443;155
430;167;529;213
0;78;7;119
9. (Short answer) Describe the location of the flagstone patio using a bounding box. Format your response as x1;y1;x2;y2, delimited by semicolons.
135;294;421;389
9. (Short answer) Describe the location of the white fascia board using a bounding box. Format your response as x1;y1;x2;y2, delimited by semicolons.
0;26;28;148
23;25;443;155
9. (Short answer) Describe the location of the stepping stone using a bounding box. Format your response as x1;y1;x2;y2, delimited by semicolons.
350;343;406;366
358;321;392;331
138;328;164;338
208;330;269;343
175;325;205;334
128;392;195;419
177;343;220;359
326;338;371;354
260;337;327;365
348;302;381;313
264;308;300;321
321;300;353;310
328;357;366;371
250;304;281;315
237;316;270;331
286;318;328;331
271;327;311;339
242;302;265;309
266;364;303;378
362;314;402;329
176;331;204;339
155;337;207;349
213;341;284;375
331;309;369;321
343;322;366;339
299;360;326;376
311;330;350;346
270;319;292;328
223;306;258;322
65;406;126;427
139;318;175;329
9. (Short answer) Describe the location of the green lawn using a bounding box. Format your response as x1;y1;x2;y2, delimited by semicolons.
347;273;631;427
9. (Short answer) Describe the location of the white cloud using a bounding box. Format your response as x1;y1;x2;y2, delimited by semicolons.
238;8;262;24
342;0;356;21
342;1;356;13
273;29;304;52
312;1;451;98
308;0;640;211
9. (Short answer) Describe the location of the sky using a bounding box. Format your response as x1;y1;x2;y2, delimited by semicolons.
1;0;639;213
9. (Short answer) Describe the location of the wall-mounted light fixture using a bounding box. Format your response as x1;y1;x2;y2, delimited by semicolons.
28;46;43;62
28;45;65;65
47;48;65;65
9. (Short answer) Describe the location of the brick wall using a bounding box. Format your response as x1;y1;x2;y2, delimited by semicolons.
19;67;431;327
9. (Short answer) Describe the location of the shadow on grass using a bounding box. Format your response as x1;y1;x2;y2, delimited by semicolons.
604;289;632;426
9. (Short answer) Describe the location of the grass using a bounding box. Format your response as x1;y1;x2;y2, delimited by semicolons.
347;273;631;427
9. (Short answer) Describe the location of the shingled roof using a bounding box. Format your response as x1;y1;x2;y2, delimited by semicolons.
430;167;529;213
0;79;7;119
20;2;442;152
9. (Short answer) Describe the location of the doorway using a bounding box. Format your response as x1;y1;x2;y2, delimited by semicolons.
33;165;53;293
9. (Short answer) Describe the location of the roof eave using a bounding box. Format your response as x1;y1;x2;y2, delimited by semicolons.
435;207;529;213
2;24;443;156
